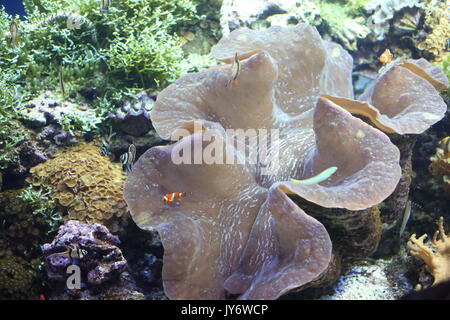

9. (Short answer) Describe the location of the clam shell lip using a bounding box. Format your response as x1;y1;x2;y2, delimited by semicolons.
353;59;447;134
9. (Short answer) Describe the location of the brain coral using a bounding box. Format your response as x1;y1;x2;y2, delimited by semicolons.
27;143;128;233
124;24;446;300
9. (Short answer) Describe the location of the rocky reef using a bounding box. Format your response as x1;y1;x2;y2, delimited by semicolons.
0;0;449;302
41;220;144;299
42;221;127;284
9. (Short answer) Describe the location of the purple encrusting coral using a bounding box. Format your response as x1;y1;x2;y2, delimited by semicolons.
42;220;127;285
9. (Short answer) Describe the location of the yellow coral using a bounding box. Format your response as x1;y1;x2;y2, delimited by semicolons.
417;1;450;60
408;217;450;285
27;143;128;233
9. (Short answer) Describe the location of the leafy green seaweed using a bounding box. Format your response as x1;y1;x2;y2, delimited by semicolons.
17;186;62;234
1;0;207;118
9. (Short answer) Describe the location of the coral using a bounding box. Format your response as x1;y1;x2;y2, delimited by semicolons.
42;220;127;285
374;134;416;257
0;0;210;133
365;0;425;40
429;143;450;195
0;188;61;259
0;120;54;188
417;0;450;60
408;217;450;285
20;91;101;135
0;255;38;299
266;8;317;29
219;0;298;35
123;24;413;300
391;7;422;36
0;6;101;97
441;53;450;81
0;66;28;169
107;91;155;137
27;143;128;233
0;119;26;169
316;0;370;50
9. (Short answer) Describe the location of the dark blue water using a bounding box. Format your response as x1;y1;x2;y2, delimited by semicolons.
0;0;26;17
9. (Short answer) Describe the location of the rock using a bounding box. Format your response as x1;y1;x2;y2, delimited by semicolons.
20;91;98;130
108;91;155;137
42;220;127;285
220;0;298;34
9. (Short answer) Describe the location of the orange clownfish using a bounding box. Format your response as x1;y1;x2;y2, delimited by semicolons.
379;49;393;65
161;192;187;203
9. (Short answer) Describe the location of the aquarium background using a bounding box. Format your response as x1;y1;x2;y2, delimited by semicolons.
0;0;449;300
1;0;26;16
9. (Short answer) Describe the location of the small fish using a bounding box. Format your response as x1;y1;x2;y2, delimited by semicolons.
439;136;450;154
379;49;393;65
9;19;19;47
49;244;87;266
399;200;412;237
59;67;65;98
69;247;88;261
100;127;116;157
101;0;111;14
161;192;186;203
120;144;136;173
101;138;112;157
226;52;241;87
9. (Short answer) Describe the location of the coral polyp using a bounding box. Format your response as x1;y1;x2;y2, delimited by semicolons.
27;143;128;233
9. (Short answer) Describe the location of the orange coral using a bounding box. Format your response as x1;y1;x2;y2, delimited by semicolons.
27;143;128;233
408;217;450;285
